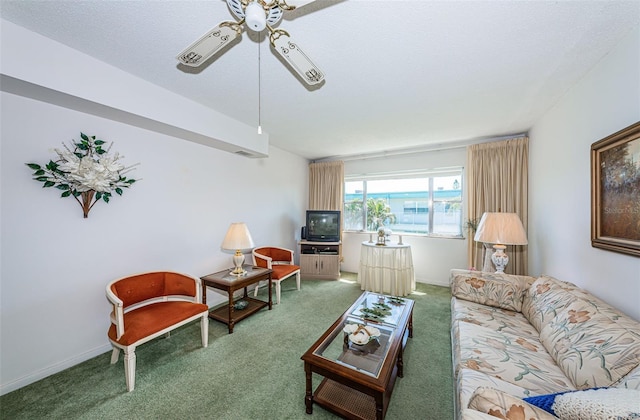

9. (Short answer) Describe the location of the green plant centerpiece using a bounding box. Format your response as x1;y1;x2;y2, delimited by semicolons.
26;132;138;218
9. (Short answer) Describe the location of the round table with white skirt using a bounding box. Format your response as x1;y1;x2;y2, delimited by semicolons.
357;241;415;296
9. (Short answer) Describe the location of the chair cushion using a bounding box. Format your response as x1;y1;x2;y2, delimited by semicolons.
254;258;269;269
271;264;300;281
163;272;198;297
108;301;207;346
255;247;292;262
110;272;197;307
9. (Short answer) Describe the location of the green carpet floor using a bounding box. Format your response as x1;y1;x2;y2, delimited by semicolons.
1;273;453;419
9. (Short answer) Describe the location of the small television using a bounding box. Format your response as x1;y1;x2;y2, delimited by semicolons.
306;210;341;242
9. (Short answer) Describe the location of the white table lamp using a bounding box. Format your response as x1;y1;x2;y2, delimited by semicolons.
221;223;255;276
474;212;527;273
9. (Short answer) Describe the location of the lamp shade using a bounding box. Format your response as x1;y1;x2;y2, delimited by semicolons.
221;223;255;252
474;212;528;245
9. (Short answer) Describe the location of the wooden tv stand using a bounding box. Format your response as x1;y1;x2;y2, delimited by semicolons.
299;241;340;280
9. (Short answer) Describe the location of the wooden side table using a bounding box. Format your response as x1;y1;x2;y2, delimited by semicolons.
200;265;273;334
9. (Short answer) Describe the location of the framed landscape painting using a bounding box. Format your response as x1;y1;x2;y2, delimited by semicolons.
591;121;640;257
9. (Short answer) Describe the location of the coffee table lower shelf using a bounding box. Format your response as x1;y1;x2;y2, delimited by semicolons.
314;378;379;420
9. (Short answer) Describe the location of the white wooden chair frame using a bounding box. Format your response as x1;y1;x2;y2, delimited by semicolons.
106;271;209;391
252;247;301;304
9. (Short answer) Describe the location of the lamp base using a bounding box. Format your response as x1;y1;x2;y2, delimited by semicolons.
230;252;247;276
229;266;247;276
491;244;509;274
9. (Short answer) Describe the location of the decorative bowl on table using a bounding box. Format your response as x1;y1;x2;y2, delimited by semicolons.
233;300;249;310
343;324;381;345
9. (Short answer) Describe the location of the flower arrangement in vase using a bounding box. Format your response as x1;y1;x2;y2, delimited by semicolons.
26;132;139;218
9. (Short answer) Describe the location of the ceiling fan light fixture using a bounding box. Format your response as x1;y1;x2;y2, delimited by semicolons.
245;2;267;32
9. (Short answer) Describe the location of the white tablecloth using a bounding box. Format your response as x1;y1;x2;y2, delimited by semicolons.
357;241;415;296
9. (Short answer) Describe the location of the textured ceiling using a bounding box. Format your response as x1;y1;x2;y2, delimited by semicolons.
1;0;639;160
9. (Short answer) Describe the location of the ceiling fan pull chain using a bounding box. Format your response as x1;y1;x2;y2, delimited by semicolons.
258;38;262;135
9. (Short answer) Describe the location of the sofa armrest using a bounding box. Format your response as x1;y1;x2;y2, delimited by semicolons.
450;269;535;312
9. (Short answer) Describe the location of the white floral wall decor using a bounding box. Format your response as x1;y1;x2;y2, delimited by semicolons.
26;132;139;218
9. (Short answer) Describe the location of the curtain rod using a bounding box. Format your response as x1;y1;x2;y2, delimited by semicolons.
313;133;528;163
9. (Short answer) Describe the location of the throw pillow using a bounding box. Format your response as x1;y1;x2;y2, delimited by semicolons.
523;387;640;420
450;272;530;312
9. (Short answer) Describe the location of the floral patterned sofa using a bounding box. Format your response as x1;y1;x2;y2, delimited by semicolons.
450;269;640;420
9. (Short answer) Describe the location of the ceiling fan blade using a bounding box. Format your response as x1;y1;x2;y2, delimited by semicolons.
270;29;324;86
176;22;242;67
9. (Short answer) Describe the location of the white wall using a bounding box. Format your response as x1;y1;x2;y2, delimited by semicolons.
340;147;468;286
0;94;308;394
0;20;309;394
0;19;268;157
529;25;640;320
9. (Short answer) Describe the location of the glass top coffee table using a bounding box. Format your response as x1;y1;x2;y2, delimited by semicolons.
301;291;414;420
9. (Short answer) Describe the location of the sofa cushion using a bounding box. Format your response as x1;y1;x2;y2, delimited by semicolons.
453;297;539;338
521;275;580;333
455;321;573;393
523;387;640;420
539;299;640;389
458;369;530;414
450;270;534;312
461;409;502;420
468;387;559;420
457;368;557;412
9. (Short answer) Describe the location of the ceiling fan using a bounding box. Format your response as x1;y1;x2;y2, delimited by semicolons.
176;0;324;86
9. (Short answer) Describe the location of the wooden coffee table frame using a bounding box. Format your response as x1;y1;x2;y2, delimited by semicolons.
301;293;414;420
200;265;272;334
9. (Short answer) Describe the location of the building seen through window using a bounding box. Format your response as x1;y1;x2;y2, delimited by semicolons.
344;171;463;237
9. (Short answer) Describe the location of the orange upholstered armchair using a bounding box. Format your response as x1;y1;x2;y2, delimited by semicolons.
252;246;300;304
106;271;209;391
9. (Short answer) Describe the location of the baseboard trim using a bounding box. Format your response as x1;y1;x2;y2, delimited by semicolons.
0;343;112;396
416;277;449;287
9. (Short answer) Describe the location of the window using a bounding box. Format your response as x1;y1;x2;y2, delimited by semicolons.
344;169;463;237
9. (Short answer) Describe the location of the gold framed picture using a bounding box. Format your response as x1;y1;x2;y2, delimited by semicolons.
591;121;640;257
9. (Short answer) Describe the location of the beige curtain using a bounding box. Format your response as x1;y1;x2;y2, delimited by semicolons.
309;161;344;259
308;161;344;211
467;137;528;275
